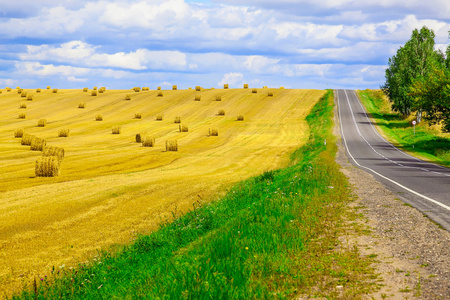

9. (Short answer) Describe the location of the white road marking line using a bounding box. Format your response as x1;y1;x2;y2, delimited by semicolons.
337;89;450;211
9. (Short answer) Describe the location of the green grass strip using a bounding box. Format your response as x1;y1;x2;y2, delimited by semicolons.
357;89;450;167
12;90;377;299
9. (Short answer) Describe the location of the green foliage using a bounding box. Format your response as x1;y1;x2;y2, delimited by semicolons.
12;90;377;299
382;26;450;132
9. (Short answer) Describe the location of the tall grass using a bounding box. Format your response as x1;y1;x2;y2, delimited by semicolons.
12;90;378;299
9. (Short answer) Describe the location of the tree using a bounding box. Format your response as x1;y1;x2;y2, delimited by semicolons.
382;26;442;120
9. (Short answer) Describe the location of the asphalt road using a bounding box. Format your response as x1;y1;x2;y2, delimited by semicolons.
336;89;450;231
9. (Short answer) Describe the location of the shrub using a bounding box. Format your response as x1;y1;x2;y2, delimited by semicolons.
195;86;201;91
112;126;121;134
37;119;47;127
142;136;156;147
218;109;225;116
58;129;70;137
157;91;163;97
95;114;103;121
243;84;249;89
43;146;65;161
14;129;24;138
268;92;274;97
35;156;60;177
91;90;97;96
166;140;178;151
215;95;222;101
52;88;58;93
135;113;142;119
179;125;188;132
174;117;181;123
173;85;177;90
224;84;229;89
125;94;131;100
237;114;244;121
19;102;27;109
30;137;46;151
78;102;86;108
83;88;88;92
156;114;163;121
194;95;201;101
252;88;257;93
135;132;147;143
27;94;34;101
36;88;41;93
21;134;36;145
47;86;51;89
209;128;219;136
18;113;26;119
21;91;27;97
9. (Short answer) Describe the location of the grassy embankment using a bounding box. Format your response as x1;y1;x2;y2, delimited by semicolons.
12;90;378;299
357;90;450;167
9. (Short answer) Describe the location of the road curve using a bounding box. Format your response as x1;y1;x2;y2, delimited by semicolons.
336;89;450;231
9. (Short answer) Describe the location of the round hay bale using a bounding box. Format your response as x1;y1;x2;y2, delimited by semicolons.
83;87;88;92
36;88;41;93
268;92;274;97
135;132;148;143
218;109;225;116
224;84;229;89
157;91;163;97
174;117;181;123
194;95;201;101
93;86;97;90
172;85;177;90
30;137;46;151
215;95;222;101
14;129;24;138
35;156;60;177
21;134;36;146
37;119;47;127
179;125;188;132
52;88;58;93
252;88;257;93
17;88;23;94
133;87;140;92
195;86;202;91
91;90;97;96
21;91;27;97
96;114;103;121
112;126;121;134
166;140;178;151
78;102;86;108
142;136;156;147
209;128;219;136
47;86;51;89
156;114;163;121
243;84;249;89
237;114;244;121
142;87;150;91
135;113;142;119
43;146;65;161
125;94;131;100
19;102;27;109
26;94;34;101
58;129;70;137
157;86;161;90
18;113;26;119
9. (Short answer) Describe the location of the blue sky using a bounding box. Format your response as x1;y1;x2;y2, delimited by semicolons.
0;0;449;90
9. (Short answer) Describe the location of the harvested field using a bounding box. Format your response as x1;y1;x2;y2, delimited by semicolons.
0;87;323;297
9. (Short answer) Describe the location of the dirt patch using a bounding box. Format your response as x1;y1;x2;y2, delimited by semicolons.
334;101;450;299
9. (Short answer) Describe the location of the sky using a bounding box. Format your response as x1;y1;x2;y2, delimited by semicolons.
0;0;449;90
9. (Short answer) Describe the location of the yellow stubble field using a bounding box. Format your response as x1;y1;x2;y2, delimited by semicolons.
0;86;324;296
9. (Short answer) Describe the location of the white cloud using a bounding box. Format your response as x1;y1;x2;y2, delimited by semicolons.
218;72;244;87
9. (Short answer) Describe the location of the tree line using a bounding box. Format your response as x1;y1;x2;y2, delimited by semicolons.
382;26;450;132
